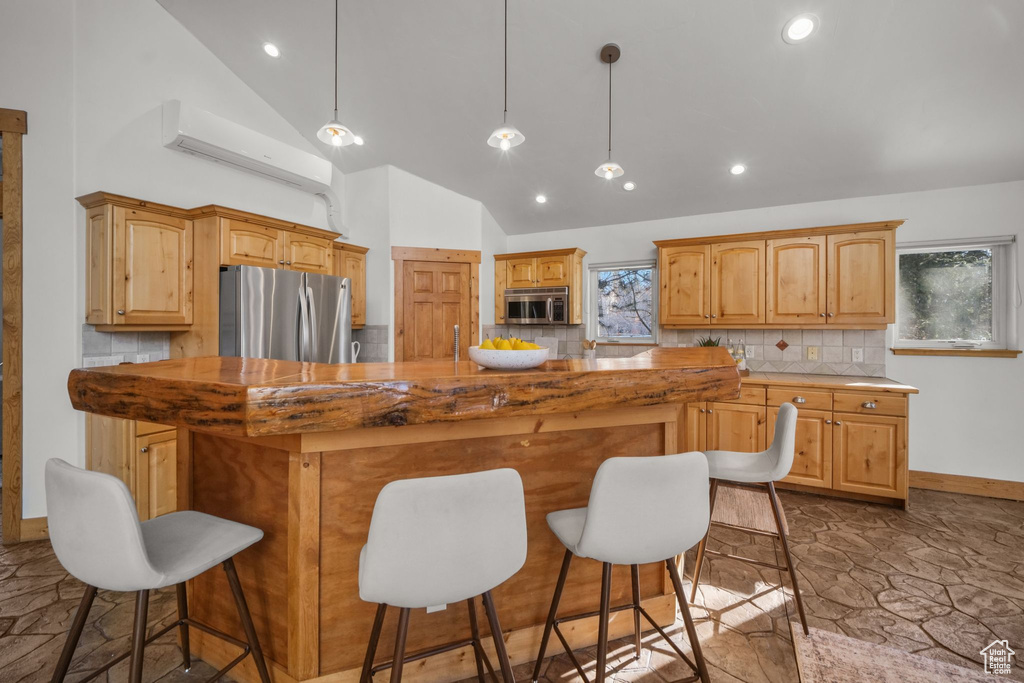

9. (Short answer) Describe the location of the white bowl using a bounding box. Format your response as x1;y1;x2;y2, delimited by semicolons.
468;345;550;370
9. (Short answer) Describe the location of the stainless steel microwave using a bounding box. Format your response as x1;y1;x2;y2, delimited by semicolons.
504;287;569;325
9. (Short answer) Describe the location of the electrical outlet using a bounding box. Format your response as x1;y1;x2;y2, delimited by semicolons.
806;346;819;361
83;354;124;368
136;353;150;363
852;347;864;363
746;345;756;359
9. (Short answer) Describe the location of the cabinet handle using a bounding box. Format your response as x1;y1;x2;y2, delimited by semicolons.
862;401;877;409
834;420;842;425
117;309;125;315
286;261;292;265
279;260;285;265
704;314;710;319
699;408;706;413
827;312;834;317
707;408;714;414
140;447;149;453
793;396;807;404
825;419;832;424
819;313;826;317
711;314;717;319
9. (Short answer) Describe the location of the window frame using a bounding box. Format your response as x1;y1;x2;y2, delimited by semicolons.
587;259;659;344
894;236;1018;351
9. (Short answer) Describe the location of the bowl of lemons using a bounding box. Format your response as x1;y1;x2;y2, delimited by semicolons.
468;337;550;370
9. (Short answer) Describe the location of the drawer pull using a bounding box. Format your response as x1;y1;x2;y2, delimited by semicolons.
278;260;285;265
699;408;706;413
793;396;807;404
834;420;842;425
140;447;149;453
711;314;717;318
707;409;714;414
827;312;834;317
819;313;825;317
862;401;877;409
825;419;832;424
117;309;125;315
704;314;710;319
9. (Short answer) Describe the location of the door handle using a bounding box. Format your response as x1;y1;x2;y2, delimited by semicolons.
306;286;318;362
825;419;832;424
298;285;311;362
546;298;553;322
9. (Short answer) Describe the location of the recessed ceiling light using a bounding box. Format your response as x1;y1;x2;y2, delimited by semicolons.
262;42;281;58
730;164;746;175
535;195;547;204
783;14;818;44
622;181;637;191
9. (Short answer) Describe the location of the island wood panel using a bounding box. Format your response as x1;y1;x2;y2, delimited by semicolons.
766;235;826;324
317;420;670;675
189;433;291;669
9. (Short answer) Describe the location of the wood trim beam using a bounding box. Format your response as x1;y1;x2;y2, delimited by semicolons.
2;128;24;544
0;109;27;134
910;470;1024;502
287;451;321;679
391;246;481;263
653;220;904;248
494;247;587;261
890;347;1022;358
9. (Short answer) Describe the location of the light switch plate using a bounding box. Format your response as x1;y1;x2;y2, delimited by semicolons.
136;353;150;363
852;347;864;363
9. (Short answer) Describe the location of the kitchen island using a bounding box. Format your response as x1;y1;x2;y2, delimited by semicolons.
67;347;740;683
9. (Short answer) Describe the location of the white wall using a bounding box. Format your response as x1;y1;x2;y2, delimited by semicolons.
480;206;508;326
341;166;391;326
507;180;1024;483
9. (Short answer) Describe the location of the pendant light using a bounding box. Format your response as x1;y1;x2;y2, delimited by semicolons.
594;43;624;179
317;0;363;147
486;0;525;151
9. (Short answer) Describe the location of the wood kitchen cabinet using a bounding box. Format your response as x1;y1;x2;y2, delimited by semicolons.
833;412;907;499
684;402;707;452
334;242;369;328
770;407;833;489
220;219;284;268
80;195;194;330
494;248;586;324
284;232;333;274
86;415;177;522
707;402;766;452
655;220;901;329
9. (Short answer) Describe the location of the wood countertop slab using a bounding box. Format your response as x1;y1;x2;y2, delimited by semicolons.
742;372;919;394
67;348;741;437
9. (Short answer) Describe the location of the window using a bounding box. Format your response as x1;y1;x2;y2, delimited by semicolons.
589;261;657;342
895;237;1018;350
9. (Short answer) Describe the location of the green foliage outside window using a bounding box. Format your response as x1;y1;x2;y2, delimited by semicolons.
898;249;993;342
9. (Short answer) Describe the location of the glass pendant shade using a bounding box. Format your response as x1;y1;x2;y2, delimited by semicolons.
317;120;355;147
594;160;624;179
487;124;525;150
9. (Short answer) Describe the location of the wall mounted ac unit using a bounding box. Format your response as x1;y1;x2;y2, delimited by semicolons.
162;100;346;236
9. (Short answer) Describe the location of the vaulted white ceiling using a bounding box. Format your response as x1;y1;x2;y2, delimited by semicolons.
158;0;1024;234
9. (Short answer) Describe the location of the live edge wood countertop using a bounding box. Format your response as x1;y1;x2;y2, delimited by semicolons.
742;372;919;394
67;347;741;438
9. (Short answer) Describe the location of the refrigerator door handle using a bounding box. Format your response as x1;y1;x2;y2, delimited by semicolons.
306;286;319;362
298;283;311;362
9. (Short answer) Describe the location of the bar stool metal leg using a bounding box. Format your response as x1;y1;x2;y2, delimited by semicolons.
390;608;411;683
176;583;191;671
630;564;642;660
482;590;515;683
223;558;272;683
595;563;613;683
360;603;388;683
51;584;97;682
768;482;809;635
129;590;150;683
666;560;710;683
467;597;490;683
690;479;719;602
532;549;572;683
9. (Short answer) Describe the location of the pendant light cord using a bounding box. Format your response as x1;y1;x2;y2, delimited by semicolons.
333;0;339;119
503;0;508;124
608;59;612;156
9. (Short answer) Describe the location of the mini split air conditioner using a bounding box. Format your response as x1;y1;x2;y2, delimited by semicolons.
162;100;346;236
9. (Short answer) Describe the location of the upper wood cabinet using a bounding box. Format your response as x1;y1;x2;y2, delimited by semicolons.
220;219;284;268
494;248;586;324
334;243;369;328
80;196;193;330
827;230;894;325
655;221;901;329
284;233;333;274
766;235;826;324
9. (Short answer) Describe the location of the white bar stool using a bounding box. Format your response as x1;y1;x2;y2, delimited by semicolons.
357;468;527;683
532;452;712;683
689;401;809;635
44;458;271;683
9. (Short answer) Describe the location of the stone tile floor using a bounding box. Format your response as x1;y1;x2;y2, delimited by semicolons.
2;488;1022;682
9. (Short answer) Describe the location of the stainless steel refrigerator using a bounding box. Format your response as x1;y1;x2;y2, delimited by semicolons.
219;265;354;363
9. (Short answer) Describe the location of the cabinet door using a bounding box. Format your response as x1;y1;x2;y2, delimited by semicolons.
766;236;826;324
85;206;114;324
494;259;508;323
711;240;765;325
827;231;893;324
113;207;193;326
833;413;906;498
659;245;711;325
284;233;333;274
707;403;766;452
135;430;178;521
220;219;284;268
536;255;570;287
684;403;707;452
770;407;832;489
340;250;367;327
506;258;538;288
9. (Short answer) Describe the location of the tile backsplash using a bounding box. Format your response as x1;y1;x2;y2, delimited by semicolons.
352;325;389;363
82;325;170;364
484;325;888;377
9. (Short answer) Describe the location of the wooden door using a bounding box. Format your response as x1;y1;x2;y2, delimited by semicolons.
827;231;893;324
833;413;906;498
284;233;333;274
770;407;832;489
659;245;711;325
684;403;707;452
220;219;284;268
339;251;367;327
135;429;177;521
85;205;113;324
506;258;538;288
711;240;765;325
402;261;472;361
536;255;570;287
113;207;193;326
766;235;826;324
707;403;766;452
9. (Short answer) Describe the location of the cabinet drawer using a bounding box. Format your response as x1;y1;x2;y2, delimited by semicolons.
833;391;907;417
767;387;832;411
135;421;173;436
725;385;767;405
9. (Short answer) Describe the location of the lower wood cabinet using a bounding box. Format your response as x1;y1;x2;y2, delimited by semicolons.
770;407;833;489
86;415;177;521
707;402;766;452
833;413;907;498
